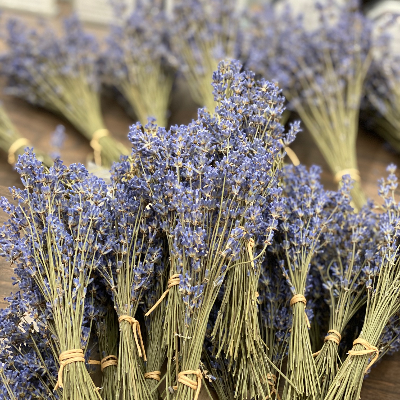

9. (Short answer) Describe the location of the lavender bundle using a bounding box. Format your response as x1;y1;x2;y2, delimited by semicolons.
142;257;168;397
122;58;297;399
325;164;400;400
272;164;339;400
103;1;176;127
95;172;164;400
3;17;128;167
0;293;60;400
90;291;119;400
171;0;241;112
0;104;52;167
254;1;373;209
0;151;112;399
313;182;377;398
209;61;299;399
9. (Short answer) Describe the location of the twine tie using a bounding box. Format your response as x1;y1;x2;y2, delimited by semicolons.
176;370;202;400
144;371;161;381
265;373;281;400
118;315;147;361
348;338;379;374
145;274;180;316
290;294;310;329
54;349;85;390
88;355;118;371
334;168;360;183
313;329;342;357
8;138;30;164
90;129;109;166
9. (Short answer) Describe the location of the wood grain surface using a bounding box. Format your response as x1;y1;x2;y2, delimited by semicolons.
0;2;399;399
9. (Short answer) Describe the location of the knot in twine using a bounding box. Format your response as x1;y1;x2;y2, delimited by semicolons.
118;315;147;361
8;138;30;165
324;329;341;345
176;370;202;400
145;274;180;317
88;355;118;372
348;338;379;374
265;373;281;400
54;349;85;390
334;168;360;183
90;129;109;166
144;371;161;381
313;330;342;357
290;294;310;329
247;238;256;269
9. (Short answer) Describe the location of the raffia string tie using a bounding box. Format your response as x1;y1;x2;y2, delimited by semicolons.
54;349;85;390
8;138;30;165
118;315;147;361
176;370;202;400
90;128;109;166
145;274;180;316
324;329;341;345
265;373;281;400
290;294;310;329
348;338;379;374
144;371;161;381
88;355;117;371
334;168;360;183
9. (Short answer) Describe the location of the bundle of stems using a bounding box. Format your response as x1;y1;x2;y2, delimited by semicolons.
103;1;176;127
142;257;169;399
3;16;128;167
171;0;241;112
258;263;292;397
265;1;374;209
96;174;164;400
0;104;53;167
325;165;400;400
93;303;119;400
0;151;112;400
313;186;377;398
0;292;61;399
273;164;343;400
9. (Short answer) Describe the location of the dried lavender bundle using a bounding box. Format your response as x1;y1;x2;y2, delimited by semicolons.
258;264;292;397
325;165;400;400
271;164;340;400
256;1;374;209
3;17;128;167
0;293;60;399
123;60;297;400
171;0;241;112
0;151;111;399
312;181;377;399
102;1;176;127
202;309;235;400
95;174;164;400
209;61;299;398
90;292;119;400
0;104;53;167
142;257;168;399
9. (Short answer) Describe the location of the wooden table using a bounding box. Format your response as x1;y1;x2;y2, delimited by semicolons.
0;3;399;399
